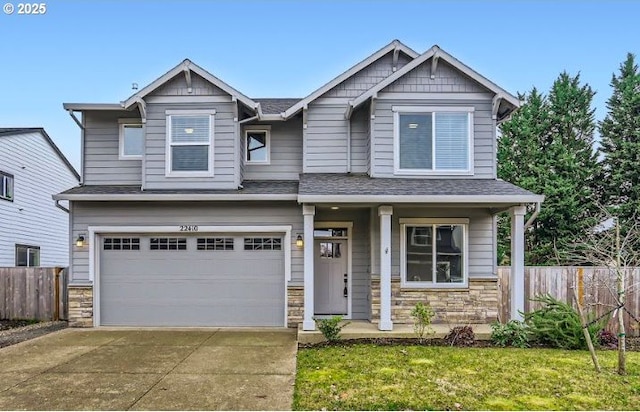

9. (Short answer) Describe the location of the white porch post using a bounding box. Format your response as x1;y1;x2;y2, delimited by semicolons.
510;205;526;321
302;204;316;330
378;205;393;331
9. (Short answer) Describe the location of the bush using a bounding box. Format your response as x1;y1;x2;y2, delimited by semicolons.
444;326;475;347
410;302;435;343
597;329;618;349
524;294;604;350
315;316;349;342
491;320;530;348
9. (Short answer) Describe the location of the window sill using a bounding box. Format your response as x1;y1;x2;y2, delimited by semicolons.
246;161;271;166
394;169;473;176
118;155;143;161
400;283;469;291
165;171;214;178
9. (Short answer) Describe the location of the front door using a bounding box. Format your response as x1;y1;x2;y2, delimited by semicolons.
314;239;348;315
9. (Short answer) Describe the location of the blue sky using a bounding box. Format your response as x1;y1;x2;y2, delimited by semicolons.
1;0;638;170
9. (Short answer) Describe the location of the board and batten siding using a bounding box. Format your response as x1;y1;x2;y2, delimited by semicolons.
316;208;371;320
83;110;142;185
243;118;303;180
144;102;238;189
70;201;303;284
372;98;495;178
369;207;495;280
0;131;79;266
321;51;412;98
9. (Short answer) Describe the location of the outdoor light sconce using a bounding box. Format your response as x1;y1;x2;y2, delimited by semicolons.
76;235;86;247
296;234;304;248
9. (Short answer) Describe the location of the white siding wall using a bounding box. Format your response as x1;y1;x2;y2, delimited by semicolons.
83;110;143;185
0;132;79;266
243;118;303;180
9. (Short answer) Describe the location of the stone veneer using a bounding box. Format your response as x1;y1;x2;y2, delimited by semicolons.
371;278;499;324
287;286;304;328
68;286;93;327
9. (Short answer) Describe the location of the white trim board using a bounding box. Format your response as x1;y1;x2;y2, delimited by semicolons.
88;225;292;328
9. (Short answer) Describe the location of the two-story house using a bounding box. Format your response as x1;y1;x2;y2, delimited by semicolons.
1;128;79;267
57;40;543;329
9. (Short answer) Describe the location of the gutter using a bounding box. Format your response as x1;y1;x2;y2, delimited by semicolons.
53;193;299;202
54;199;70;213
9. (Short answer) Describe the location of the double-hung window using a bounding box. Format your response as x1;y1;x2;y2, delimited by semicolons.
166;110;215;177
1;171;13;201
119;120;144;159
393;106;473;175
400;218;468;288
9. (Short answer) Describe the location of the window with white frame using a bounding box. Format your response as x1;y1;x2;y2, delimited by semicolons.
393;107;473;174
15;244;40;267
401;219;468;287
166;111;214;176
119;121;144;159
245;129;270;164
1;171;13;201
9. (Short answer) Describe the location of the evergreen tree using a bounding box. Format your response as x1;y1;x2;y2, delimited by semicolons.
599;53;640;230
497;73;600;264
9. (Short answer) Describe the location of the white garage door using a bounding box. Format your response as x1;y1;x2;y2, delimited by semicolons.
99;234;285;327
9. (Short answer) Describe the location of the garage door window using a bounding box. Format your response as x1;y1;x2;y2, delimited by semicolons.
197;238;234;251
244;237;282;251
150;238;187;250
104;238;140;251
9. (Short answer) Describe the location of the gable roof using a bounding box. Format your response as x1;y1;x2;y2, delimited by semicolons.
282;40;419;119
122;59;257;111
0;128;80;180
349;45;520;119
254;98;301;115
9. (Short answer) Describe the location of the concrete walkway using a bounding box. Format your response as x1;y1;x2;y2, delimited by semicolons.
0;328;297;410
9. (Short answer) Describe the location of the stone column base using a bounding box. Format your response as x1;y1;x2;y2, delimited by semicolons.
287;286;304;328
68;286;93;327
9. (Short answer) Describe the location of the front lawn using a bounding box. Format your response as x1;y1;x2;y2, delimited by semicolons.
294;345;640;410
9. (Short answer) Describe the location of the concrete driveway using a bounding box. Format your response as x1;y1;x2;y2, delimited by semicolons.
0;328;297;410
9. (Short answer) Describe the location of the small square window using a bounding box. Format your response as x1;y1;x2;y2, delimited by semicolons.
1;171;14;202
245;130;270;164
15;244;40;267
119;123;144;159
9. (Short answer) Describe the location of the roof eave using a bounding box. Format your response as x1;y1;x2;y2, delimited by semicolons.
63;103;126;111
53;193;298;201
297;194;545;204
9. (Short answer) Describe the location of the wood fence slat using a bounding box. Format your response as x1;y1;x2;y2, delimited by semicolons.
0;267;65;321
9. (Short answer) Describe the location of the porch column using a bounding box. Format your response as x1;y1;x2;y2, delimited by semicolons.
302;204;316;330
378;205;393;331
510;205;526;321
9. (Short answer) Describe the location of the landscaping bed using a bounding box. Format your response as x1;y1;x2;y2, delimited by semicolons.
0;320;67;348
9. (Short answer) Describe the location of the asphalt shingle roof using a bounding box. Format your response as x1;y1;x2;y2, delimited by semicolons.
254;98;300;114
298;173;539;197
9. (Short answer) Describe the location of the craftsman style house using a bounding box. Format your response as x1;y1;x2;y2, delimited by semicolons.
57;40;543;329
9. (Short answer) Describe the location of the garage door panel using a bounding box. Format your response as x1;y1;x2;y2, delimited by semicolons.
99;234;285;327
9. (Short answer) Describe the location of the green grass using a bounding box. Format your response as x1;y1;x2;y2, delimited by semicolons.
294;345;640;410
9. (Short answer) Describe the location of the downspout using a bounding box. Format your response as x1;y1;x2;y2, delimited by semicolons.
524;201;541;230
55;199;69;213
346;116;352;173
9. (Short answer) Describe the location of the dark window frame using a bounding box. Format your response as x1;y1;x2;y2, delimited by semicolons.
150;237;187;251
1;170;14;202
103;237;141;251
197;237;234;251
244;237;282;251
15;244;40;267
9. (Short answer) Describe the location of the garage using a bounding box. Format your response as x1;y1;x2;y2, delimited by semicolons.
98;233;286;327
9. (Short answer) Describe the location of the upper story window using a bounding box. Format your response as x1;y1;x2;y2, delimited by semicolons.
1;171;14;202
16;244;40;267
165;109;215;177
119;120;144;159
393;106;473;175
245;127;270;164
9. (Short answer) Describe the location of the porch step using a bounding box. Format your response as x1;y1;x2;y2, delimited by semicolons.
297;321;492;344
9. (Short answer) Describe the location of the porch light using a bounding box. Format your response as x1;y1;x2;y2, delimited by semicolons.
296;234;304;248
75;235;85;247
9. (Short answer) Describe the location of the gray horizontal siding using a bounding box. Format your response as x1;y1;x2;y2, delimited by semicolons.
144;102;238;189
244;118;303;180
70;201;303;284
315;208;370;320
350;105;369;174
83;111;142;185
321;51;412;98
305;105;348;173
373;99;495;178
369;207;495;280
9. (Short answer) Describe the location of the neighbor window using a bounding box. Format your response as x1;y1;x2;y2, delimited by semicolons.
245;129;270;164
119;121;144;159
1;171;13;201
400;219;468;287
15;244;40;267
166;110;214;176
393;107;472;174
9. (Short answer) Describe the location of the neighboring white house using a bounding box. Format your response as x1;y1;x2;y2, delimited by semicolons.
0;128;80;267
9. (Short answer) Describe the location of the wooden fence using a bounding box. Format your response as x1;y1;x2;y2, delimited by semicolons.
498;266;640;336
0;267;68;321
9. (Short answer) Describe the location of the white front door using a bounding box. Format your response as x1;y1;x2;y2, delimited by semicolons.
314;239;348;315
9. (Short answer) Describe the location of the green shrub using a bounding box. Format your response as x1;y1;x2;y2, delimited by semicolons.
410;302;435;342
491;320;530;348
315;316;349;342
524;294;604;350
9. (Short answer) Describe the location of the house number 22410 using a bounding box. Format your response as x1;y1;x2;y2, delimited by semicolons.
179;225;199;232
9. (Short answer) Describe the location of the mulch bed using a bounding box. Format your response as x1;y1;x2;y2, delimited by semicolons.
0;320;67;348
